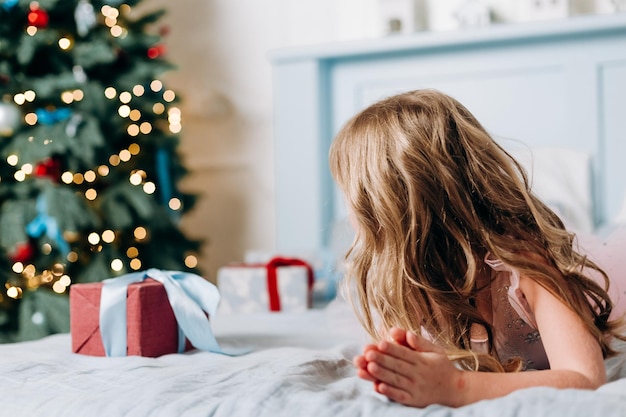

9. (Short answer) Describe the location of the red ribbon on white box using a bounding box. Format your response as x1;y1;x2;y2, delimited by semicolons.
264;257;314;311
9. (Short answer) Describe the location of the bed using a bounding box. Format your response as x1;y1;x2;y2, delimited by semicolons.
1;300;626;417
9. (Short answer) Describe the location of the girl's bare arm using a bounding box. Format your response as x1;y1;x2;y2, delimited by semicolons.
354;277;606;407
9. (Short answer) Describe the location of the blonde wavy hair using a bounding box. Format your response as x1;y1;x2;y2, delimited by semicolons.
329;89;624;372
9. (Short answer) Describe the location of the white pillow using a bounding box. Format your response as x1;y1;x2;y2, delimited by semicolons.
508;147;594;234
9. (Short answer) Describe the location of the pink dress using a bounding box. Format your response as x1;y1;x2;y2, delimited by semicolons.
471;254;550;370
470;228;626;370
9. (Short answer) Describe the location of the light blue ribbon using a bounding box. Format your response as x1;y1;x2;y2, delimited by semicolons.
156;148;171;206
26;194;70;256
156;148;180;221
99;269;246;357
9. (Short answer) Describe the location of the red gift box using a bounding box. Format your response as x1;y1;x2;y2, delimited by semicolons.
70;278;191;357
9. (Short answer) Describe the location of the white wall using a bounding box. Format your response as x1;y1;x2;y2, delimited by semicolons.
149;0;617;281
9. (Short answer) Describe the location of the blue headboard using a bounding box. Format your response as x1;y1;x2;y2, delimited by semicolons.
270;14;626;253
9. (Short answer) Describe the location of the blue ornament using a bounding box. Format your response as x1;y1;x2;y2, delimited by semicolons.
35;108;72;125
1;0;19;11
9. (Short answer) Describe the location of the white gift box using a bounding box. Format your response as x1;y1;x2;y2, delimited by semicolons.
217;259;313;315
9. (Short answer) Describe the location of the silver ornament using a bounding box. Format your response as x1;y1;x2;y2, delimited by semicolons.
65;113;83;137
0;101;21;137
73;65;88;83
31;311;46;326
75;0;97;37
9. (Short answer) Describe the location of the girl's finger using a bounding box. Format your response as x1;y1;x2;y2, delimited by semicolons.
356;367;377;382
353;354;368;369
354;344;380;368
406;330;445;354
365;349;415;379
388;327;409;346
375;381;412;405
366;358;412;388
376;340;420;364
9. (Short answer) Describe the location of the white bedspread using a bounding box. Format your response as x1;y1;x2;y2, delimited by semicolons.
1;306;625;417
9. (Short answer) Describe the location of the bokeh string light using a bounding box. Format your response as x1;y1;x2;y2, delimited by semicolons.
2;3;200;303
8;77;184;194
101;4;127;39
8;262;71;297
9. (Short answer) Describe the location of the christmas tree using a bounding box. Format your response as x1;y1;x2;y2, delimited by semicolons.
0;0;201;342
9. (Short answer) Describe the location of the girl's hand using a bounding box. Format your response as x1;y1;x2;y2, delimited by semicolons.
353;327;465;408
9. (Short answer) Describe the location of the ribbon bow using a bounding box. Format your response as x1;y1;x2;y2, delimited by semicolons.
100;269;246;357
26;194;70;256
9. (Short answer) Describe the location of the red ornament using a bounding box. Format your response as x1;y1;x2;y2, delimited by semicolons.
28;5;49;28
147;44;166;59
10;241;35;263
33;157;62;181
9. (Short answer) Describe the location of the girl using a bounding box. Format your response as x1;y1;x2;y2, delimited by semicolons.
328;89;625;408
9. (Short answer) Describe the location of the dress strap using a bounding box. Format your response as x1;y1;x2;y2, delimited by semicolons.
484;252;538;329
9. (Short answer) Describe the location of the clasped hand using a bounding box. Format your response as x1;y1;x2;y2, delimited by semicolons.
353;327;465;408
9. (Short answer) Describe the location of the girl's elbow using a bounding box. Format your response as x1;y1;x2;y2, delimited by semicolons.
551;366;606;389
589;372;607;389
579;368;606;390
